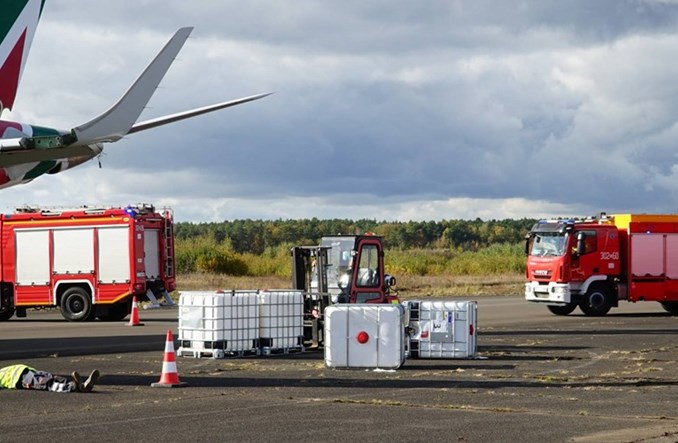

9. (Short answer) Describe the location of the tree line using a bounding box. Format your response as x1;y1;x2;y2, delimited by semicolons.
175;218;537;254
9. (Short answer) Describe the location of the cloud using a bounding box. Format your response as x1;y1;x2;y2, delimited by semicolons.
4;1;678;221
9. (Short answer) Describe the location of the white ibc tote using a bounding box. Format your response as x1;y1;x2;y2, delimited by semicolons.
258;290;305;353
177;290;259;358
404;300;477;359
324;304;407;369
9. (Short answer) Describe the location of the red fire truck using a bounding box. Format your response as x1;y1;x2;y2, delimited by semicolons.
0;204;176;322
525;213;678;316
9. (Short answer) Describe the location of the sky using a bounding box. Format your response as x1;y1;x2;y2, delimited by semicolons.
4;0;678;223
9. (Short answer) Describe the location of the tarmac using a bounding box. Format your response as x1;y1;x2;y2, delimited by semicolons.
1;296;678;442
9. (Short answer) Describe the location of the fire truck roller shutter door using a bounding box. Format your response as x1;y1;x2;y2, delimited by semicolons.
98;227;131;284
53;228;94;275
144;229;160;279
15;230;50;285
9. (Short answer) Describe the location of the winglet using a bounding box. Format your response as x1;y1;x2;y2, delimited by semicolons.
72;27;194;145
128;92;273;135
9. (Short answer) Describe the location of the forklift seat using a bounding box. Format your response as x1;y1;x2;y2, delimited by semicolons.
357;268;376;287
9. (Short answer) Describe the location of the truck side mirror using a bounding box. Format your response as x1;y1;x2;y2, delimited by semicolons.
576;232;586;255
524;234;531;255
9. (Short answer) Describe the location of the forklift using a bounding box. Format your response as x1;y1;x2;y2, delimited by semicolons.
291;234;398;346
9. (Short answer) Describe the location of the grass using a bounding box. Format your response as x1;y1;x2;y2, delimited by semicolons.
394;274;524;298
176;272;525;298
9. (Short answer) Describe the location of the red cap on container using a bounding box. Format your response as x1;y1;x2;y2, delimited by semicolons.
356;331;369;344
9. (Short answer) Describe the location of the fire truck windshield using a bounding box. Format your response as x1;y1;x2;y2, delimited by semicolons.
529;232;567;257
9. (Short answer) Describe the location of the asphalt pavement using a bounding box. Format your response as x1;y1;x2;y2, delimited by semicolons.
1;297;678;442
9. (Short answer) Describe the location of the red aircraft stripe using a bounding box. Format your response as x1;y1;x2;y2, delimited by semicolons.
0;120;23;137
0;28;27;111
0;169;10;185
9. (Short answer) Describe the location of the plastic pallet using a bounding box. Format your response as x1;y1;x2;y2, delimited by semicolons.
261;345;306;356
177;347;260;359
177;347;227;359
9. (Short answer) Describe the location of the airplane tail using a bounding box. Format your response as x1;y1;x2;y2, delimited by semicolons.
0;0;45;115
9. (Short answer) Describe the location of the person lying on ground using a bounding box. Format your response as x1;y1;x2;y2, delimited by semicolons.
0;364;99;393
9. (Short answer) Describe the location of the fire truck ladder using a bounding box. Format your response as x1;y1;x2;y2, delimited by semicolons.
146;210;176;309
163;212;175;278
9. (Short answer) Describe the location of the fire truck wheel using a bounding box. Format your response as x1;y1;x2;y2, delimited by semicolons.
661;302;678;315
60;287;94;321
579;284;612;316
547;304;577;316
0;306;15;321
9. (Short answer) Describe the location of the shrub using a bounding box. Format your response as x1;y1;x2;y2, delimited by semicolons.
175;235;247;275
175;234;526;277
386;243;524;276
239;245;292;278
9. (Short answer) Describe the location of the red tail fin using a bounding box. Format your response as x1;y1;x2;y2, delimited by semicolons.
0;29;27;113
0;0;45;115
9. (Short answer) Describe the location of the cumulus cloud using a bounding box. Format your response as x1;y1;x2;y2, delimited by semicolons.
4;0;678;221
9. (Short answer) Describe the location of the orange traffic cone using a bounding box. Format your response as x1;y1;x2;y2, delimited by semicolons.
151;330;187;388
126;296;144;326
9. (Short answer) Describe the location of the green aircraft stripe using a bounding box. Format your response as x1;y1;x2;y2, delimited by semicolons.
0;1;30;43
24;159;56;180
29;124;60;137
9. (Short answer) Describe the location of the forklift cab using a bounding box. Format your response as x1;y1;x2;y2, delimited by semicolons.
292;234;397;304
291;234;398;347
332;236;380;303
